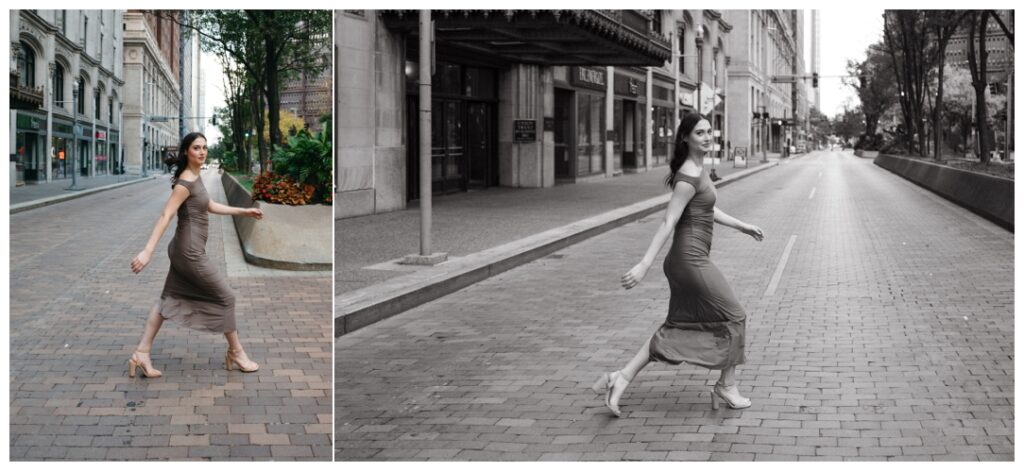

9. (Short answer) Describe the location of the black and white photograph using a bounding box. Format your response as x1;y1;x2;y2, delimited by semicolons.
335;8;1015;462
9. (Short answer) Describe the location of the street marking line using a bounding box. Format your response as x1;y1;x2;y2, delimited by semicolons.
764;235;797;296
809;187;816;199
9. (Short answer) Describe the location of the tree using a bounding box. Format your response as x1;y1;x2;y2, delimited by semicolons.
263;109;306;143
807;107;832;148
941;65;1006;156
845;43;896;150
176;10;330;172
883;11;937;156
925;11;968;160
965;10;994;163
832;106;866;144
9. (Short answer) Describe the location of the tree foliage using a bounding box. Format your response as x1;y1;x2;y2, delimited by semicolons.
844;44;896;150
185;10;331;172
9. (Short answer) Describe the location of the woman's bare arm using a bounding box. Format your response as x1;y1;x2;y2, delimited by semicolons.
714;207;764;241
621;180;697;289
130;185;190;273
209;200;264;219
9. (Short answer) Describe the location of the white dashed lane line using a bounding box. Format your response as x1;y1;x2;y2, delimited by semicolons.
764;235;798;297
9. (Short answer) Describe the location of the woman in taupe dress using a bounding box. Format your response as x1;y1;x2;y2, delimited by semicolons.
592;114;765;417
128;132;263;378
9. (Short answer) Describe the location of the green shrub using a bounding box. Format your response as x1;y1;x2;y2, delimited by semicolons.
271;128;332;204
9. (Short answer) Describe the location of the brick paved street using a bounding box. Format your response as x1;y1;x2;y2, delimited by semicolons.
10;170;332;461
335;150;1013;461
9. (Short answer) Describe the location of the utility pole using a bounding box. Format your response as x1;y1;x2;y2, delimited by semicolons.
402;10;447;266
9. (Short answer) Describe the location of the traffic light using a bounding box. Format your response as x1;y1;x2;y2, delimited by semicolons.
812;72;819;88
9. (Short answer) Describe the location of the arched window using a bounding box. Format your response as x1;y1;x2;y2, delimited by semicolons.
95;87;102;119
17;41;35;88
53;64;65;106
77;77;86;114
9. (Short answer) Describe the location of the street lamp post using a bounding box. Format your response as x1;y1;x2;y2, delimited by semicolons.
142;81;157;177
759;105;769;163
60;80;83;191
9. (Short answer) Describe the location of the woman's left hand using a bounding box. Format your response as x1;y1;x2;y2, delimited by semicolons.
741;224;764;242
244;208;264;220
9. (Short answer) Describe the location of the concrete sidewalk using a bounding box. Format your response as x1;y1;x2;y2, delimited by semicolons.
10;173;159;213
337;152;807;335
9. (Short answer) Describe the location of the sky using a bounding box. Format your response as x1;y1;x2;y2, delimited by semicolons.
817;8;886;118
201;50;227;146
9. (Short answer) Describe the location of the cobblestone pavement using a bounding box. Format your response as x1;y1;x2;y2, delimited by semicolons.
336;150;1013;461
10;170;332;461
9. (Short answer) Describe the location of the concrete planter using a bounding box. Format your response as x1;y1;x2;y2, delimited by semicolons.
221;172;332;270
874;153;1013;231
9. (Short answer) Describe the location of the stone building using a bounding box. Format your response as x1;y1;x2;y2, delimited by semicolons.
724;10;808;159
10;9;124;185
337;10;737;219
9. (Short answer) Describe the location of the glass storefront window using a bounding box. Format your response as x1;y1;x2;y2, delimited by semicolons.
613;100;622;171
575;94;604;176
651;106;673;166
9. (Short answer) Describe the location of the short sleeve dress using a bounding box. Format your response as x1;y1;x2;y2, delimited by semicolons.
157;176;237;333
649;169;746;369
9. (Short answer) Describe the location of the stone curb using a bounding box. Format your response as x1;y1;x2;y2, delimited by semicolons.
336;154;807;336
10;176;158;214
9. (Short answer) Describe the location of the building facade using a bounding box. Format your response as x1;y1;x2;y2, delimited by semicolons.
10;9;125;185
337;10;735;219
724;10;807;159
280;27;331;134
122;10;183;176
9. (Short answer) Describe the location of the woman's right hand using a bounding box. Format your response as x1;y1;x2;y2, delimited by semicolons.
621;261;651;290
131;250;152;274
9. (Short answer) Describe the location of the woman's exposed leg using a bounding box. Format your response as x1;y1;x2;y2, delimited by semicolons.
713;365;750;408
224;330;259;371
608;336;653;412
131;303;164;377
718;365;736;386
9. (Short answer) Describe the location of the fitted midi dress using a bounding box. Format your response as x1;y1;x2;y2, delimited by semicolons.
156;177;237;333
649;170;746;369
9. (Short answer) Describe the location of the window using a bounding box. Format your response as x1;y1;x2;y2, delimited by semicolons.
109;98;114;124
678;25;686;75
17;41;35;88
95;88;102;119
53;64;65;106
56;10;66;35
77;77;86;114
652;11;662;35
83;16;88;49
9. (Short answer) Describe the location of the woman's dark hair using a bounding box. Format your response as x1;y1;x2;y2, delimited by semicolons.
172;132;206;187
665;113;706;187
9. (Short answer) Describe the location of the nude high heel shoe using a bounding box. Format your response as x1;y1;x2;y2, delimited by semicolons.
711;382;751;410
591;371;628;417
225;348;259;373
127;350;162;378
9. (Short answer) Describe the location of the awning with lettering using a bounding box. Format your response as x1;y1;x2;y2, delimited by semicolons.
382;10;671;66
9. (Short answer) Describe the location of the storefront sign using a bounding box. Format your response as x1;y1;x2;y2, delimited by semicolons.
571;67;607;91
513;120;537;142
95;131;107;141
543;117;555;132
614;74;644;97
680;91;694;107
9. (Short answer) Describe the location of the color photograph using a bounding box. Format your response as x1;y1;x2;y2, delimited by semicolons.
9;9;333;460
